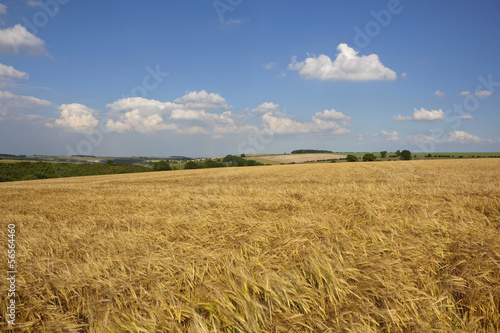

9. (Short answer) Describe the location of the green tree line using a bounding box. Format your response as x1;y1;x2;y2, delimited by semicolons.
291;149;334;154
0;162;152;182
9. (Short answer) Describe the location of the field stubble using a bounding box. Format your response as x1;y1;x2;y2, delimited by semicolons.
1;159;499;332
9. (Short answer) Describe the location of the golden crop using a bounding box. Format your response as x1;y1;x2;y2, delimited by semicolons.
1;159;499;332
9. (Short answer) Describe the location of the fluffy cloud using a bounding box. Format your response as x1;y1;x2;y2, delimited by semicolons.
0;63;29;80
106;97;178;116
288;43;397;81
445;130;482;144
0;91;51;120
314;108;351;125
174;90;229;110
106;91;238;135
105;97;178;133
252;102;280;113
106;110;177;133
261;113;310;134
170;109;234;123
394;108;444;122
261;110;350;135
0;90;50;107
0;4;6;15
380;130;399;141
434;90;445;97
0;24;46;55
413;108;444;121
47;103;99;133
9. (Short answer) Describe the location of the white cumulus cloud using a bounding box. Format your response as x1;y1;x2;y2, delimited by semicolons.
105;91;241;135
261;110;350;135
0;24;47;55
174;90;229;109
252;102;280;113
413;108;444;121
0;63;29;80
105;97;181;133
394;108;444;122
313;108;351;125
475;90;493;98
288;43;397;81
445;130;482;144
106;110;177;133
0;91;51;120
106;97;178;116
47;103;99;133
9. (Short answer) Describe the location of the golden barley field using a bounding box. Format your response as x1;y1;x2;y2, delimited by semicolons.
1;159;499;332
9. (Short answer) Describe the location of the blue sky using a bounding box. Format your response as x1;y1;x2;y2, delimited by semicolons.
0;0;499;157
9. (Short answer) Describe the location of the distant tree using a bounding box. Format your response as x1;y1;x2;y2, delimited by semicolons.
236;158;247;166
427;153;432;158
223;155;234;163
380;151;387;158
395;150;401;157
203;159;224;168
106;159;114;165
184;161;200;169
346;155;358;162
240;153;246;157
152;160;171;171
400;150;412;160
363;153;376;161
